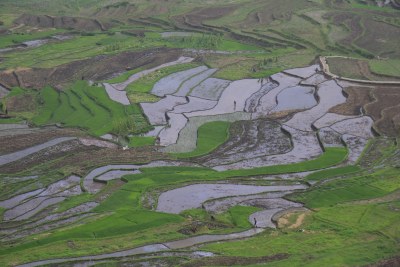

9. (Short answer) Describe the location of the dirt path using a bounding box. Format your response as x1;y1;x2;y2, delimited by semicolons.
320;56;400;85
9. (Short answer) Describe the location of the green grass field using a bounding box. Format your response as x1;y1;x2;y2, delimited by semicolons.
32;81;151;136
173;121;230;158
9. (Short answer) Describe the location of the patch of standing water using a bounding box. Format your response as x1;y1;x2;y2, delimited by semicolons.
252;73;301;119
103;83;130;105
17;229;263;267
144;126;164;137
173;68;217;97
95;169;140;182
0;137;77;166
284;80;346;131
213;125;322;170
284;64;320;78
151;66;208;97
141;95;187;125
162;112;251;153
190;78;231;101
313;113;359;129
186;79;261;117
156;183;307;214
112;56;194;91
158;113;188;146
271;85;317;112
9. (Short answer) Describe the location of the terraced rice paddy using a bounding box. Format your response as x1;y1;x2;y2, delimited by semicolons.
157;183;306;215
31;81;150;136
1;1;399;266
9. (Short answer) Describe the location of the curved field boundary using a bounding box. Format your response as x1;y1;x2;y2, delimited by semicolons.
162;112;251;153
271;85;317;113
157;183;306;214
313;113;359;129
190;78;231;101
83;161;202;193
16;229;264;267
172;121;231;158
187;79;262;117
284;80;346;132
151;66;208;97
213;125;323;171
320;56;400;85
245;79;279;113
140;95;187;125
103;83;130;105
198;119;292;167
173;68;217;97
0;137;76;166
158;113;188;146
171;96;217;114
283;64;320;79
252;73;300;119
112;56;194;91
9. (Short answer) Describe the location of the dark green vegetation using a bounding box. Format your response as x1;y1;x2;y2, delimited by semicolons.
31;81;151;136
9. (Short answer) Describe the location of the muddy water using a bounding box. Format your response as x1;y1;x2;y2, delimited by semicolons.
313;113;358;129
0;188;43;209
157;184;306;214
0;137;76;166
213;125;322;170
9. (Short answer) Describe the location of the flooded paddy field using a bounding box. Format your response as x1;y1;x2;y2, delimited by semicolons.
1;57;396;267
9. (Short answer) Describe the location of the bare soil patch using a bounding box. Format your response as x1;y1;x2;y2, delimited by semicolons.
197;119;292;167
0;48;182;89
327;57;400;81
14;14;110;31
0;128;84;155
329;86;373;115
173;5;238;31
5;94;36;113
181;254;289;267
0;139;96;174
